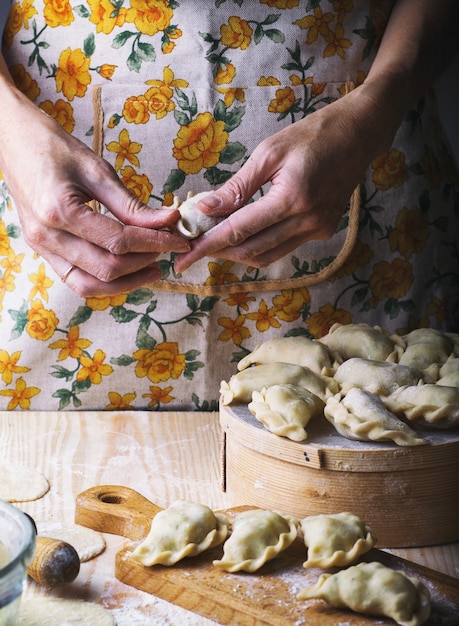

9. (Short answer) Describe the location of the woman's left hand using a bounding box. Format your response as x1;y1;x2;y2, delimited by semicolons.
174;86;393;273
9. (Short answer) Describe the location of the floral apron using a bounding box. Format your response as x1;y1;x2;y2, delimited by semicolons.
1;0;458;411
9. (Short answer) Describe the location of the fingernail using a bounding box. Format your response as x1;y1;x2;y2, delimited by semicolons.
200;194;222;210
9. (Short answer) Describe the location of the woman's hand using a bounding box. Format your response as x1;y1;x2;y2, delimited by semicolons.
0;68;189;296
174;84;398;273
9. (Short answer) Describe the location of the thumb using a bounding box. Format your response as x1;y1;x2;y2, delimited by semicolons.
197;156;268;217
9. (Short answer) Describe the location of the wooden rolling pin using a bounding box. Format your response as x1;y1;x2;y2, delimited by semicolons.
24;514;80;587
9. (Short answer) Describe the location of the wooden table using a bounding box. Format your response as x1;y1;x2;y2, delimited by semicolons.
1;411;458;625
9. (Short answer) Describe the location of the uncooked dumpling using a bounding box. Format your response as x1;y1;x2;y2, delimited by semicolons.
300;512;376;568
334;357;422;396
131;500;228;566
324;388;427;446
170;191;223;238
248;383;324;441
220;362;338;405
384;384;459;429
237;336;338;376
399;328;455;381
297;561;431;626
318;322;403;361
213;509;297;573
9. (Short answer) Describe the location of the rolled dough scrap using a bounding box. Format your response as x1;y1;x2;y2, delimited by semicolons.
0;463;49;502
18;598;115;625
37;521;106;562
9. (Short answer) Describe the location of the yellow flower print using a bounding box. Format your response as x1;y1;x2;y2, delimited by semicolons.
0;351;29;385
268;86;296;114
142;385;174;408
0;267;16;296
1;248;24;278
272;288;311;322
371;149;409;191
4;1;37;47
44;0;74;28
216;87;246;108
77;349;113;385
246;299;281;332
85;293;128;311
125;0;173;37
290;74;313;87
26;300;59;341
0;221;10;256
133;342;186;383
369;258;414;301
220;16;253;50
122;95;151;124
389;207;429;259
106;391;137;410
294;8;334;45
214;63;236;85
323;23;351;59
97;64;118;80
173;112;229;175
205;260;238;286
120;166;153;204
144;66;188;119
307;303;351;338
0;377;40;411
218;314;251;344
55;48;91;102
106;128;142;172
426;296;449;326
28;262;53;302
223;292;256;311
260;0;299;7
50;326;91;361
9;64;40;101
331;239;374;280
421;145;442;189
257;76;281;86
39;100;75;133
88;0;127;34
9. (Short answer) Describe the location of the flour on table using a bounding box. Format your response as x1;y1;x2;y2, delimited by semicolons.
37;522;106;562
18;598;115;625
0;463;49;502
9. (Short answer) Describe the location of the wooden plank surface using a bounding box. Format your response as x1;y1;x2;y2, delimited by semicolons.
1;411;458;626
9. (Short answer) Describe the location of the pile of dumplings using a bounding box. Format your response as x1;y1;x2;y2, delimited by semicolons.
131;501;431;625
220;323;459;446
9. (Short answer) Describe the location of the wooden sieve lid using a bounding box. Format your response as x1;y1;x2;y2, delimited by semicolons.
220;403;459;473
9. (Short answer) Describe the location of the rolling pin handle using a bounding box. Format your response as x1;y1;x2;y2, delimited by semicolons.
27;536;80;587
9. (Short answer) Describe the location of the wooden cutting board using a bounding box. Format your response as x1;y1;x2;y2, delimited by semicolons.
75;485;459;626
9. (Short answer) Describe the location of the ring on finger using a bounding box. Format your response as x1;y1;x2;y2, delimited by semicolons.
61;264;77;283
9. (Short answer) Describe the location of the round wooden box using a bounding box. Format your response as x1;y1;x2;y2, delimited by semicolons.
220;402;459;548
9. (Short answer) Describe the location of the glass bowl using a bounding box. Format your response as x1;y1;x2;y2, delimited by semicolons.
0;500;35;625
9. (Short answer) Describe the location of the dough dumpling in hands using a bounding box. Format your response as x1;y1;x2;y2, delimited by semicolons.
334;358;422;396
319;322;403;361
237;336;338;376
300;512;376;568
169;191;223;239
213;509;297;573
324;388;427;446
384;384;459;429
131;501;228;566
220;362;338;405
297;561;431;626
248;384;324;442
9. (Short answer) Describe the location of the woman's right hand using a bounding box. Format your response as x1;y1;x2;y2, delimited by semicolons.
0;59;189;296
